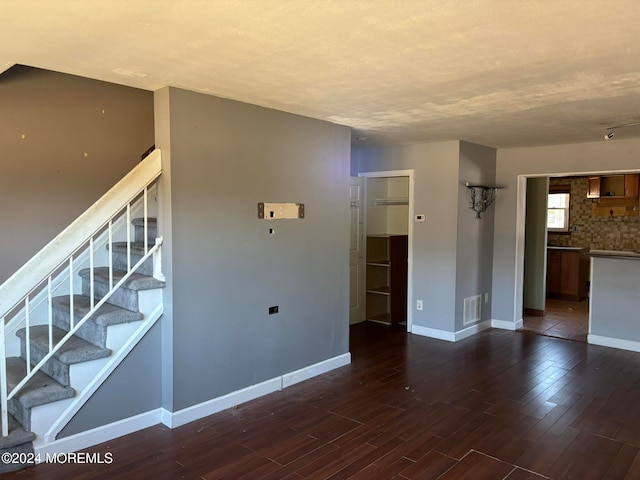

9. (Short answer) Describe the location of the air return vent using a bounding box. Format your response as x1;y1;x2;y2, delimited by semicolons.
463;295;482;326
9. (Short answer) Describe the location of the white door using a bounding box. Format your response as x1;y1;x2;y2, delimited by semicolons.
349;177;365;324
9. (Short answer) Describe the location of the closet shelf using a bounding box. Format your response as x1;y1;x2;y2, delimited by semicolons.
366;286;391;295
373;197;409;206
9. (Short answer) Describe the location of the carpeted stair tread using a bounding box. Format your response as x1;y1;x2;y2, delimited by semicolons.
0;414;35;450
78;267;165;290
16;325;111;365
131;217;157;228
109;241;151;255
52;295;143;326
5;357;74;409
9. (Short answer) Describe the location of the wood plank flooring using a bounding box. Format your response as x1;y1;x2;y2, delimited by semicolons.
7;321;640;479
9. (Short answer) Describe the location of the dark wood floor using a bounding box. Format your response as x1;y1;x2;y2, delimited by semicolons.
522;299;589;343
8;321;640;479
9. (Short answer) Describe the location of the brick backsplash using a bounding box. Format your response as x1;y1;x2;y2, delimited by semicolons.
548;176;640;252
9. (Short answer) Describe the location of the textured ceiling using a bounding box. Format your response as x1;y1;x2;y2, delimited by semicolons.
2;1;640;148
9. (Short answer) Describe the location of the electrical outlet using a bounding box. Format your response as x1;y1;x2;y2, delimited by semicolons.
268;306;279;315
416;300;423;311
484;293;489;303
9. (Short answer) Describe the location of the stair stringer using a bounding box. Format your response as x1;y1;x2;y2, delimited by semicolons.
28;288;163;452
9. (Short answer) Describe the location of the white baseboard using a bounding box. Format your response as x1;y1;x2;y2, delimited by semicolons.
412;321;491;342
588;334;640;353
282;353;351;389
162;377;282;429
35;409;162;459
163;352;351;429
454;320;491;341
411;325;456;342
491;318;523;330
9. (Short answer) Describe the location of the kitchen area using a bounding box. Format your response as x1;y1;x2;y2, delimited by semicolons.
542;173;640;350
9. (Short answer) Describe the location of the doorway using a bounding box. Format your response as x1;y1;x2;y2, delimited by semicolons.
522;175;602;343
356;171;413;331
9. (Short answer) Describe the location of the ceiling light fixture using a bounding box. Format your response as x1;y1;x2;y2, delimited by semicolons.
603;121;640;140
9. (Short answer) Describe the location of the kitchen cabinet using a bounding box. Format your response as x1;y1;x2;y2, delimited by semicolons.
587;174;639;199
587;176;600;199
546;247;590;301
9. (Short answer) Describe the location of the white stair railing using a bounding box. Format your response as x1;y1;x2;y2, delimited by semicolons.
0;150;162;437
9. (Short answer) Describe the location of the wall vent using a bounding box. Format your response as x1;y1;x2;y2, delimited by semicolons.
463;295;482;326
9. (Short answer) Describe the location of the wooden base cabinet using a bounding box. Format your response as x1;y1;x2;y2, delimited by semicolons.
546;248;589;301
365;235;408;327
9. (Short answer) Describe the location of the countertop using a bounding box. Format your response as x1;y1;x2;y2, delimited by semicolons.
547;246;588;252
586;250;640;260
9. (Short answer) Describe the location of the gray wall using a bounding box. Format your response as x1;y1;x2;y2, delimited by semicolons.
523;177;549;312
493;138;640;325
0;66;155;283
590;257;640;341
357;141;461;333
59;322;162;437
156;87;351;411
455;141;496;329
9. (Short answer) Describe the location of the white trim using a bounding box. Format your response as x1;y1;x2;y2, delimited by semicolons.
491;318;523;331
454;320;491;341
359;169;415;332
164;378;282;429
412;321;491;342
411;325;456;342
588;334;640;353
514;175;528;329
358;169;414;179
164;352;351;429
35;408;162;459
282;353;351;389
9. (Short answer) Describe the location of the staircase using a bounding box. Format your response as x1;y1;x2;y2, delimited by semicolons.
1;218;164;473
0;150;164;473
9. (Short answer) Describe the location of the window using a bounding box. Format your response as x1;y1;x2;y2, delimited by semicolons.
547;185;570;232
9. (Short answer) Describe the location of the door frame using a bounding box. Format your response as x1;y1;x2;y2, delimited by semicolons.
359;169;415;332
349;176;365;325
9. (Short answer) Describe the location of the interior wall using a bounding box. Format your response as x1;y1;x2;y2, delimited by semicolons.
160;87;351;411
523;177;549;312
0;66;154;283
455;141;496;330
494;138;640;325
357;141;460;333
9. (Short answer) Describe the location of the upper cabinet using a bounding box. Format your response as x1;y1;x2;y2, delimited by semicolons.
587;176;600;198
587;174;639;199
626;174;639;198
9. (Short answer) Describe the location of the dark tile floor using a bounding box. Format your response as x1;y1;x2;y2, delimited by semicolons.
8;320;640;479
522;299;589;342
